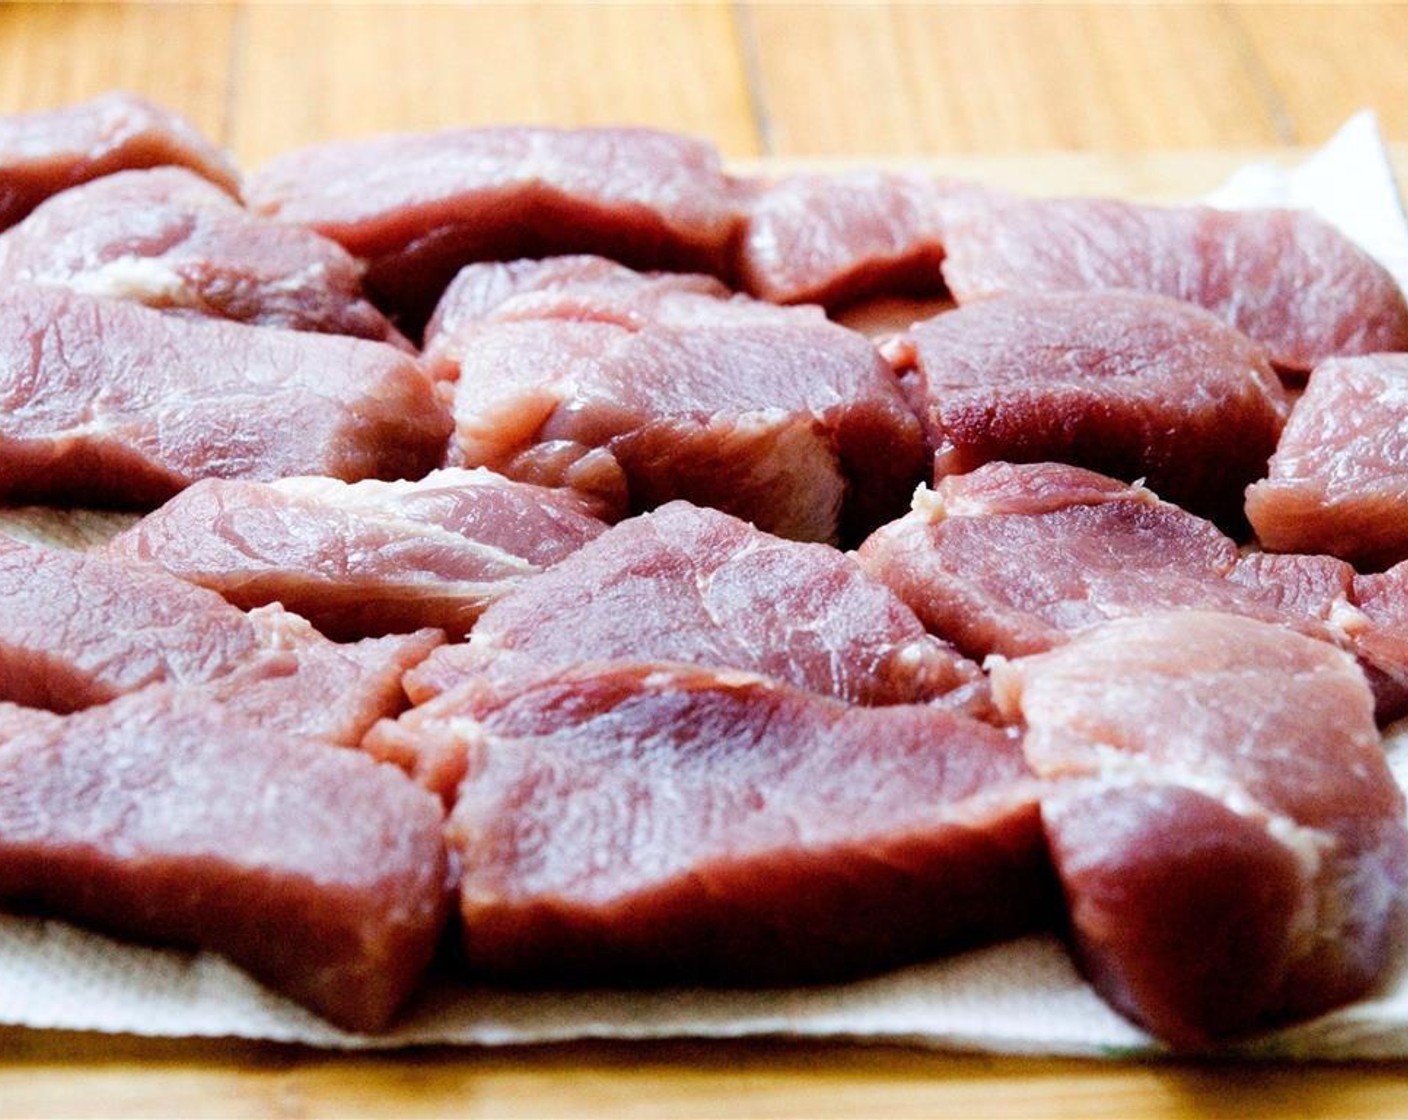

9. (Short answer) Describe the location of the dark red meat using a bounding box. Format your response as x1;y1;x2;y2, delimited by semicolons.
430;661;1049;986
0;685;450;1032
105;469;609;640
246;126;748;328
992;612;1408;1048
886;290;1289;527
0;167;405;344
940;193;1408;373
0;92;240;232
0;287;450;507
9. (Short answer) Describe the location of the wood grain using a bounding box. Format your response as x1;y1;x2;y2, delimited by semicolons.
2;3;1408;1117
229;2;760;167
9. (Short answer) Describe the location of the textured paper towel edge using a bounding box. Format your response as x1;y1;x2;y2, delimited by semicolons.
2;112;1407;1057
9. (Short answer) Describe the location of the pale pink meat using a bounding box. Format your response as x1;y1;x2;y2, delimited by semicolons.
423;661;1049;986
856;463;1352;660
0;685;450;1032
0;167;405;344
992;612;1408;1047
428;259;925;543
0;536;442;745
247;126;747;328
737;170;965;308
0;287;450;507
0;92;240;232
393;500;987;760
1247;353;1408;569
105;469;609;640
941;193;1408;373
886;291;1289;527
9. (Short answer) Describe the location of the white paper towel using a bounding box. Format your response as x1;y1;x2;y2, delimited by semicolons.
3;114;1408;1057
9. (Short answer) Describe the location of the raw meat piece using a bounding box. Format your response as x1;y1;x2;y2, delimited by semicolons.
1246;353;1408;569
991;612;1408;1047
0;685;450;1032
428;259;925;543
940;193;1408;372
0;92;240;232
885;291;1290;527
420;661;1050;986
0;286;450;507
856;463;1353;660
105;469;610;640
0;167;405;344
0;537;442;744
737;170;962;308
390;501;988;800
247;126;748;328
1350;563;1408;723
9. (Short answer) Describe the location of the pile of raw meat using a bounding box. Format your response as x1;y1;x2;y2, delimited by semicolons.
2;92;1408;1050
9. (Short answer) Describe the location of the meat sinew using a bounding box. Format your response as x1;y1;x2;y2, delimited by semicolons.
105;469;609;641
0;286;450;507
0;685;450;1033
246;126;747;328
857;463;1355;661
0;92;240;232
1246;353;1408;569
427;258;925;543
991;612;1408;1048
940;194;1408;373
736;170;964;308
0;167;405;344
419;661;1051;986
886;291;1290;527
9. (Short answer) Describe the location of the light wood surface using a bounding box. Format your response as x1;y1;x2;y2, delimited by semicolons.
3;2;1408;1116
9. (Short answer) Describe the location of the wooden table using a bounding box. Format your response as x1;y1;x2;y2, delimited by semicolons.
3;3;1408;1115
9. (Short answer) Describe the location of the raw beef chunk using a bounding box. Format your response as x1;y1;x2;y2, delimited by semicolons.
106;469;609;640
427;258;924;543
427;661;1049;985
992;612;1408;1047
940;193;1408;373
247;126;747;328
0;92;240;232
737;171;963;308
1247;353;1408;569
0;686;450;1032
0;287;450;507
389;502;987;800
0;167;404;344
0;536;442;745
857;463;1352;660
885;291;1289;527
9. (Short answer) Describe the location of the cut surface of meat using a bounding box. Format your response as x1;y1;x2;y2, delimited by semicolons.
390;502;988;799
885;291;1289;527
991;612;1408;1048
0;92;240;232
423;661;1050;986
0;685;450;1032
737;170;962;308
1246;353;1408;569
856;463;1355;661
0;286;450;507
0;167;405;344
105;469;610;640
428;258;924;543
0;536;443;745
940;193;1408;373
247;127;748;329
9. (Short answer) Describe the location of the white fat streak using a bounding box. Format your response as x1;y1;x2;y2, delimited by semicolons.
65;256;195;304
